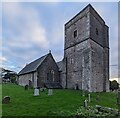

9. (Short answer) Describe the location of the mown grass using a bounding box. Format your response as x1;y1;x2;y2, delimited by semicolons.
2;83;118;116
0;84;2;117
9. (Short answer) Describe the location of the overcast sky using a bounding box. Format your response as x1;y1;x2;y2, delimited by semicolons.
1;2;118;81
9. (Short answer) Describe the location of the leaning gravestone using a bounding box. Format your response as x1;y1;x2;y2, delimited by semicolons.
2;96;10;104
25;85;29;90
48;89;53;96
34;88;39;96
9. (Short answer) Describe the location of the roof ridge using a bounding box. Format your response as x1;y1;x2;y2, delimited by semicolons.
28;53;48;65
18;53;50;75
35;53;49;70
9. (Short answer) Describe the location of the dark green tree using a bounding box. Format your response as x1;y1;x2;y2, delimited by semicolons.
110;80;119;91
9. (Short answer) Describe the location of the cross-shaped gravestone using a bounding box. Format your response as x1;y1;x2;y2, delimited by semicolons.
34;88;39;96
48;89;53;96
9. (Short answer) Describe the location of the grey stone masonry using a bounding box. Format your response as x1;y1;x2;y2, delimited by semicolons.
63;4;109;92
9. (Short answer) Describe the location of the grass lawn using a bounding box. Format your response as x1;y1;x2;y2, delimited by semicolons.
2;83;118;116
0;84;2;117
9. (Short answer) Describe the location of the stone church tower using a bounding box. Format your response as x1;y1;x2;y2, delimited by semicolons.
61;4;109;92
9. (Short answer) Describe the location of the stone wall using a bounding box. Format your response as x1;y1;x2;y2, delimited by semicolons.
65;10;90;50
18;72;37;88
58;60;66;88
37;53;60;87
63;4;109;92
64;40;90;89
90;40;104;92
18;53;60;88
64;38;109;92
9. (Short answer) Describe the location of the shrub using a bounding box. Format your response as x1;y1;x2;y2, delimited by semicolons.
47;106;119;117
76;106;119;117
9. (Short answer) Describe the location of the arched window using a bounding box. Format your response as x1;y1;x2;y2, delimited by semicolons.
51;70;55;82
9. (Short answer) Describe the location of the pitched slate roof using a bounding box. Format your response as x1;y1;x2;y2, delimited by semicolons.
18;54;48;75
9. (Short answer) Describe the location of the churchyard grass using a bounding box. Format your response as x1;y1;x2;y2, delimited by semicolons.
2;83;118;116
0;84;2;117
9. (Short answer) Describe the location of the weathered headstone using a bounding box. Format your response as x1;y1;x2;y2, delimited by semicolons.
83;99;88;107
48;89;53;96
2;96;10;104
88;93;91;102
34;88;39;96
29;80;33;89
25;85;28;90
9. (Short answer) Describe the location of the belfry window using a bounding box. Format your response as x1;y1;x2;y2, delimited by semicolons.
74;30;77;38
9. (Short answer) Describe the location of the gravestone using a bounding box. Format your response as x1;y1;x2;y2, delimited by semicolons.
2;96;10;104
83;99;88;107
88;93;91;102
48;89;53;96
34;88;39;96
25;85;28;90
29;80;33;89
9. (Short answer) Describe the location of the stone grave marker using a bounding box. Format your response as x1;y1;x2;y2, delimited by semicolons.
48;89;53;96
34;88;39;96
29;80;33;89
2;96;10;104
25;85;28;90
83;99;88;107
88;93;91;102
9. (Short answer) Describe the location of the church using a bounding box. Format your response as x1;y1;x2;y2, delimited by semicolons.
18;4;109;92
